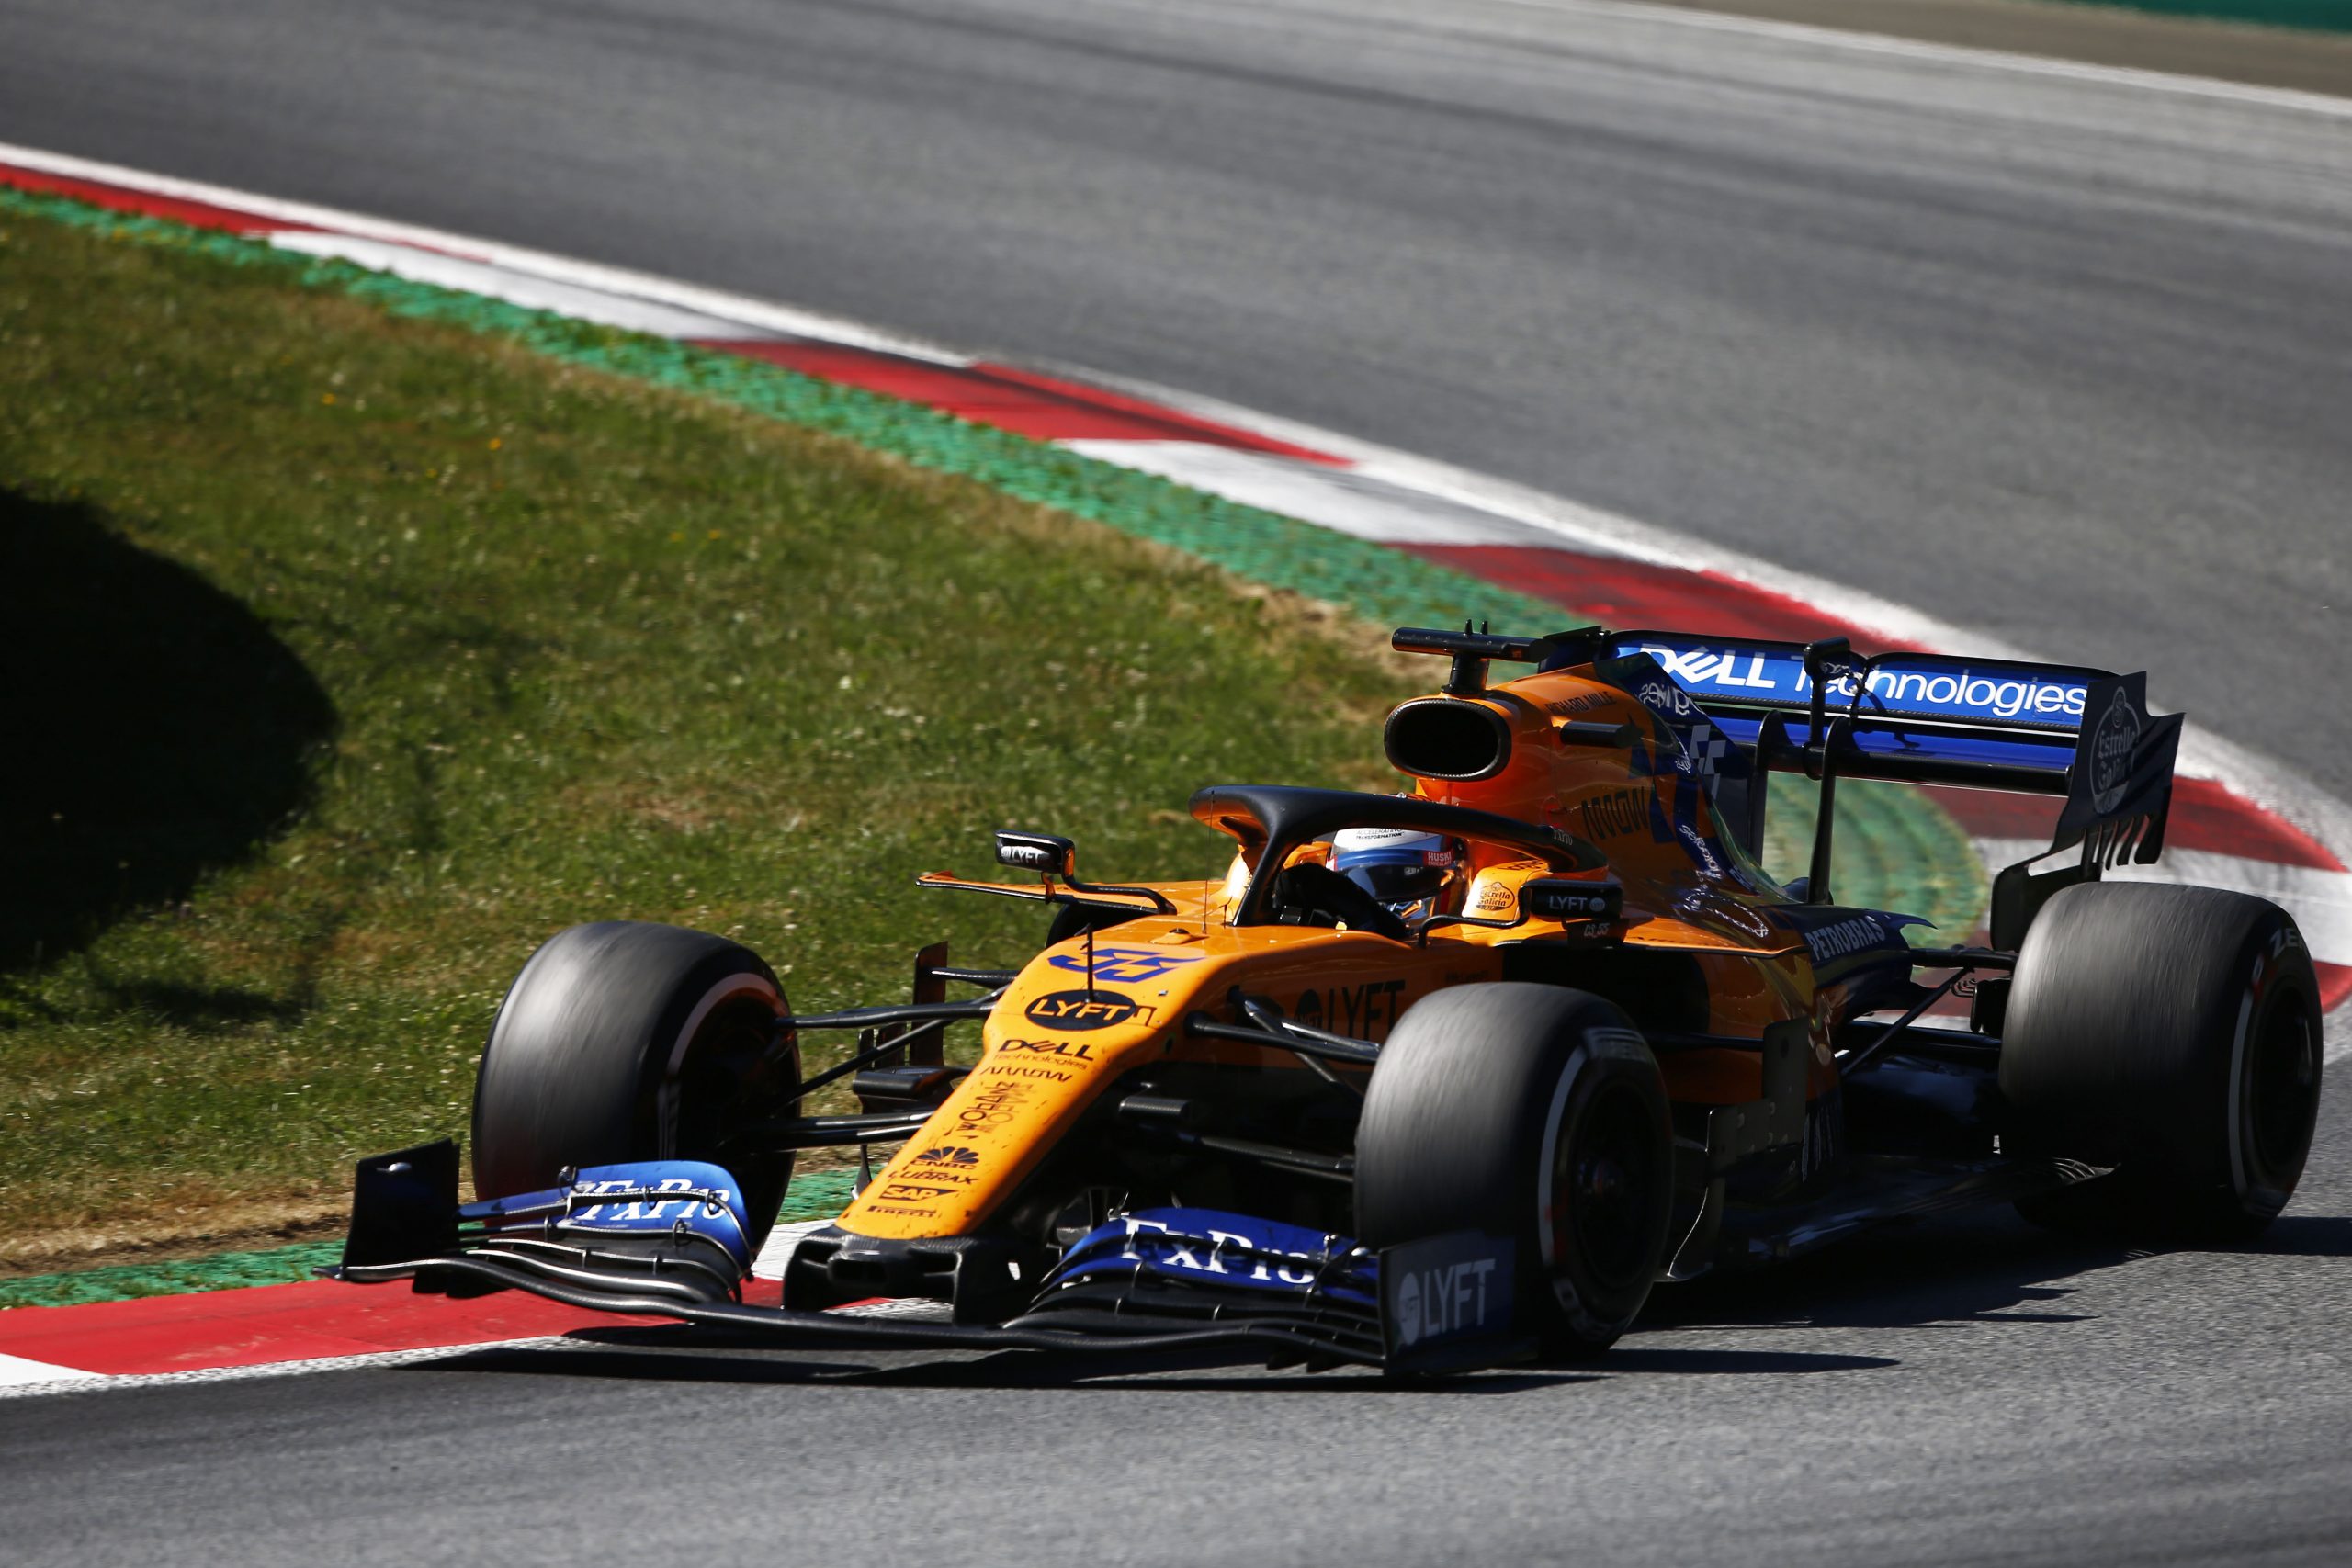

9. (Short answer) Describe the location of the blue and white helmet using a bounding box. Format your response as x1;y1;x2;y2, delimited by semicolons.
1330;825;1463;921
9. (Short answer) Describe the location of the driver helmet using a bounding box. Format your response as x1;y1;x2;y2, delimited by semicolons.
1331;826;1464;924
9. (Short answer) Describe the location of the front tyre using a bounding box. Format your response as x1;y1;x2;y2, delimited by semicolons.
471;921;800;1249
2001;882;2322;1241
1354;984;1674;1359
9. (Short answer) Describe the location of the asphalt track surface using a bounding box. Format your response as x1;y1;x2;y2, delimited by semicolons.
5;2;2352;1563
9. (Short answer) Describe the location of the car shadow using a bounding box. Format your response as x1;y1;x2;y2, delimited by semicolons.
1643;1205;2352;1336
404;1213;2352;1393
0;490;335;975
414;1319;1895;1393
423;1333;1591;1393
1644;1210;2117;1334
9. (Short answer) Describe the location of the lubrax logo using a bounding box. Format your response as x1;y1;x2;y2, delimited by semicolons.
1023;990;1154;1032
1000;1036;1100;1061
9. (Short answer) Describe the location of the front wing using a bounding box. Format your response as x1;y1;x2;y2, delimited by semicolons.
325;1143;1529;1376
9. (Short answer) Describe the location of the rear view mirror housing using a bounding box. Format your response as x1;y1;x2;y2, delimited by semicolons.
1520;878;1623;926
995;830;1078;879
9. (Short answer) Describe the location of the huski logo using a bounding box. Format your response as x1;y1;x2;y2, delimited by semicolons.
2089;687;2142;815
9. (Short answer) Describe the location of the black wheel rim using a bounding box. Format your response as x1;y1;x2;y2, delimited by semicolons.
2242;987;2318;1189
1553;1078;1662;1292
668;993;797;1211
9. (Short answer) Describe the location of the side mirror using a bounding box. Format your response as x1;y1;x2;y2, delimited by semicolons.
995;830;1077;878
1521;877;1623;925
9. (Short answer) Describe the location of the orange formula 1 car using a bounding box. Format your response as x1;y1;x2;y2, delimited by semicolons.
332;626;2324;1374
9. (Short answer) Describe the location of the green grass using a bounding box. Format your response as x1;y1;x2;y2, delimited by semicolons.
0;213;1417;1253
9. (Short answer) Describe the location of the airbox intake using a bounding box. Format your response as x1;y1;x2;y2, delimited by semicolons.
1384;697;1512;783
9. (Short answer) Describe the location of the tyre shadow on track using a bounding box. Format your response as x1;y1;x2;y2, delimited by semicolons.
0;489;334;977
1639;1208;2352;1336
1645;1212;2115;1334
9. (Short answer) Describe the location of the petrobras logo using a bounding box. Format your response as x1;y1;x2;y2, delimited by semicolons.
1801;912;1894;964
1633;641;2087;727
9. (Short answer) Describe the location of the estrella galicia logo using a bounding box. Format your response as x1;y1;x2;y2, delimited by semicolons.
1022;992;1150;1032
1046;945;1203;984
2089;686;2142;815
914;1145;979;1168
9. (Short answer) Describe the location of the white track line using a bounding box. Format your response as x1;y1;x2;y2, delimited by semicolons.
0;1336;582;1403
0;1352;102;1388
267;231;786;341
1503;0;2352;119
0;143;970;362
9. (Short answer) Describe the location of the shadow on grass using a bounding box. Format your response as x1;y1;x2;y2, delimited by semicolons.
0;489;334;973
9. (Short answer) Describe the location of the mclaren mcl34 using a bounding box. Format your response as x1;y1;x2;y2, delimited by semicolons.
334;626;2323;1374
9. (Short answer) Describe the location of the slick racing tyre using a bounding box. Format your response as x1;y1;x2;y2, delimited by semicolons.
1355;983;1674;1359
471;921;800;1250
2001;882;2322;1241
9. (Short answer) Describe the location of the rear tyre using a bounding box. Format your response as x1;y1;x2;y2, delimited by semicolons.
1355;983;1674;1359
471;921;800;1249
2001;882;2322;1241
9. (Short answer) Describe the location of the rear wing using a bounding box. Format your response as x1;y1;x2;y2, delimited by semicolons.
1537;627;2184;944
